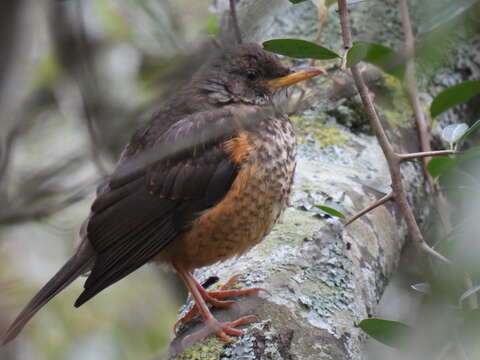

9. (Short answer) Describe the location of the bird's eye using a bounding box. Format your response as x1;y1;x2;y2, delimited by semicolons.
246;70;258;81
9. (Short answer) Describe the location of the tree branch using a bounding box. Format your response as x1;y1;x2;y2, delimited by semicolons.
398;0;432;170
398;150;459;161
396;4;473;317
397;0;454;235
345;192;394;226
337;0;449;264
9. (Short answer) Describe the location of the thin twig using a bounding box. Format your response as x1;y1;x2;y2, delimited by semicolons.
399;0;478;316
398;0;432;171
398;150;459;161
337;2;353;51
397;0;453;232
229;0;242;44
345;192;393;226
338;9;352;69
399;0;467;307
337;0;449;264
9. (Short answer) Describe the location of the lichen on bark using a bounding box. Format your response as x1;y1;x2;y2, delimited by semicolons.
165;1;480;359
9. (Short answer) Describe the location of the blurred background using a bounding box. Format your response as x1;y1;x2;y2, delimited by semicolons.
0;1;215;359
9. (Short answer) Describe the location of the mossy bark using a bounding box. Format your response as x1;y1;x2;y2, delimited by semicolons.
165;1;480;359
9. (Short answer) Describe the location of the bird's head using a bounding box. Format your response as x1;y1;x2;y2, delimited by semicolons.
197;43;325;105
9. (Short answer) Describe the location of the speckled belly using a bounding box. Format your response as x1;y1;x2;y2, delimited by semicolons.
158;118;296;270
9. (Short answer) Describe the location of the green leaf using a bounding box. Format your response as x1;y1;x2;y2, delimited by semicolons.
263;39;340;60
427;157;457;178
314;205;345;218
430;80;480;118
359;318;412;348
427;147;480;178
347;42;393;67
346;42;404;78
289;0;309;3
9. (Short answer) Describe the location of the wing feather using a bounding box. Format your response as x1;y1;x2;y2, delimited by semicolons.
74;106;256;306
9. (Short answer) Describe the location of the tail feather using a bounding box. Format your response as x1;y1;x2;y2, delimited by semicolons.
1;242;94;345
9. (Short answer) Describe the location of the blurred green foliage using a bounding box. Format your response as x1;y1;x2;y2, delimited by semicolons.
204;15;220;36
346;42;405;79
94;0;134;42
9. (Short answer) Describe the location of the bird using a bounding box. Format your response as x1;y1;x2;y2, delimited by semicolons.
1;43;325;344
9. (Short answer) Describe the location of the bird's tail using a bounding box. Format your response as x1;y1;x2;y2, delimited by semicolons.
1;241;94;345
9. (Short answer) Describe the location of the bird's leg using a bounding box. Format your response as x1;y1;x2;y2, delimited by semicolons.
204;274;268;299
173;283;235;332
174;273;266;332
174;265;259;342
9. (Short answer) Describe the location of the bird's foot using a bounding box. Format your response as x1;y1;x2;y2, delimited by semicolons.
182;315;257;345
174;274;267;332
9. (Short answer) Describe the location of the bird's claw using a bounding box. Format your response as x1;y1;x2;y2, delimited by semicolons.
174;274;266;333
182;315;257;345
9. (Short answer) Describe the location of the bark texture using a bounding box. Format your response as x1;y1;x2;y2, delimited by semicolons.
165;1;480;359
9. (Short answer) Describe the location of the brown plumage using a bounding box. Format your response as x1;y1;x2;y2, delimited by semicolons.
1;43;325;344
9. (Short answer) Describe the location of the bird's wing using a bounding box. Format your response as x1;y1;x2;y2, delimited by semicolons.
74;105;263;307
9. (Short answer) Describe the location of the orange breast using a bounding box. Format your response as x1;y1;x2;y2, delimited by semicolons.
224;130;252;164
156;118;296;271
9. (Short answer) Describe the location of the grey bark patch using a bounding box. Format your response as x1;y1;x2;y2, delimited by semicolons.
165;1;480;359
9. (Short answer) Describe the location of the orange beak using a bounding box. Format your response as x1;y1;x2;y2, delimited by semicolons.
263;67;327;88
